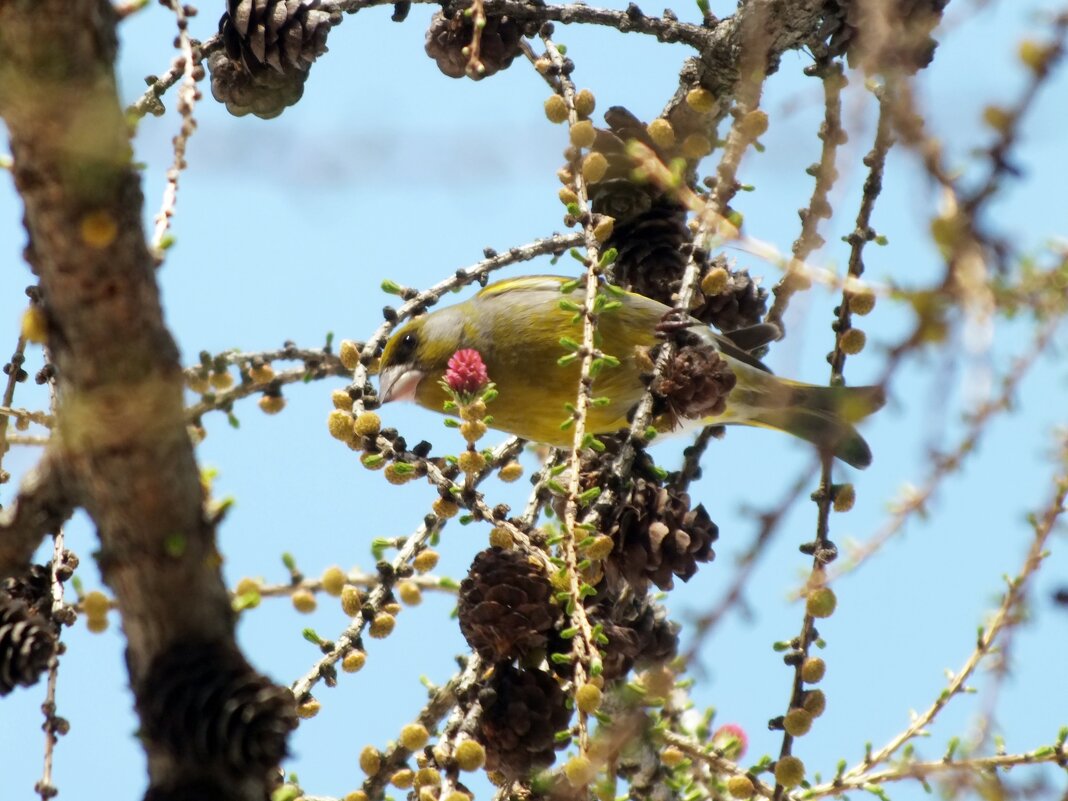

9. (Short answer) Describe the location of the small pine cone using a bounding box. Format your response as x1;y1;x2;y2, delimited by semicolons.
1;563;53;620
606;478;717;590
653;344;737;421
595;596;679;681
825;0;948;73
138;640;297;772
458;548;562;662
475;664;571;777
0;599;57;696
690;261;768;333
586;107;670;225
210;0;339;118
608;201;691;306
425;11;523;80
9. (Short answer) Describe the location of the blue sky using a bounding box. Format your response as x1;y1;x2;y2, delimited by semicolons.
2;1;1067;798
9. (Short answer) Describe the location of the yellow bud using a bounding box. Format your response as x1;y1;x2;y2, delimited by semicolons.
83;590;110;618
575;683;602;714
847;289;876;316
545;94;569;124
328;410;354;441
460;421;488;444
803;689;827;717
564;755;597;787
581;152;609;184
459;399;487;421
400;722;430;751
681;133;712;159
646;118;676;149
557;167;573;185
783;708;812;737
838;328;866;355
384;463;412;485
390;769;414;789
458;450;487;474
738;109;769;140
498;462;523;483
341;585;363;616
345;791;370;801
774;756;805;788
454;739;486;771
383;601;402;616
414;550;440;573
369;611;396;638
297;699;321;719
701;266;730;296
570;120;596;149
292;589;317;613
489;526;514;549
574;88;596;118
347;650;383;681
1018;39;1051;73
800;657;825;684
415;768;441;787
833;483;856;513
210;370;234;390
534;58;552;74
685;87;716;114
397;580;422;606
442;793;470;801
258;394;285;415
332;389;353;410
321;566;347;596
726;775;755;799
186;373;210;394
354;411;381;439
660;745;686;768
86;614;109;634
360;745;382;775
339;340;361;371
806;587;837;619
583;535;615;561
432;497;459;519
249;364;275;384
559;187;579;206
21;306;47;344
235;577;262;596
592;216;615;243
80;210;118;249
982;105;1012;134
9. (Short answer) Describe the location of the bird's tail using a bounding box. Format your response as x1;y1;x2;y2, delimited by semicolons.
725;374;886;469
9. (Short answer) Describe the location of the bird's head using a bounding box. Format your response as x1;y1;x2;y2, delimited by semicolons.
378;309;463;406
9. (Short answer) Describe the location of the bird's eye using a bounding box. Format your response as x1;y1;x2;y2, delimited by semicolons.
395;332;417;361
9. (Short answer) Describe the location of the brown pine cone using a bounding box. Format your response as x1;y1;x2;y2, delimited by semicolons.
608;201;691;307
653;344;737;422
210;0;339;118
425;11;524;80
606;477;717;591
690;259;768;333
1;563;52;620
824;0;949;73
458;548;562;663
475;663;571;777
587;107;669;225
0;599;57;696
138;640;296;771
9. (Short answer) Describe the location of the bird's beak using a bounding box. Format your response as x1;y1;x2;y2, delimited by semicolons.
379;364;425;403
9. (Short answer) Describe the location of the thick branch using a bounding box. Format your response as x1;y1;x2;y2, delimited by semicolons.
0;3;287;798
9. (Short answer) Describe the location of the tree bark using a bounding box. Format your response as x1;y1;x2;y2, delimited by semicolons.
0;3;291;797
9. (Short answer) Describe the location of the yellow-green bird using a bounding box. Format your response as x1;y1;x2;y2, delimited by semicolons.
378;275;884;468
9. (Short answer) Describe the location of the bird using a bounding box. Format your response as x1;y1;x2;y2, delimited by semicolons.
378;275;884;468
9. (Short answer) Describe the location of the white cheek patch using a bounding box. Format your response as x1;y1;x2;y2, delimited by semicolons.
382;368;424;403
